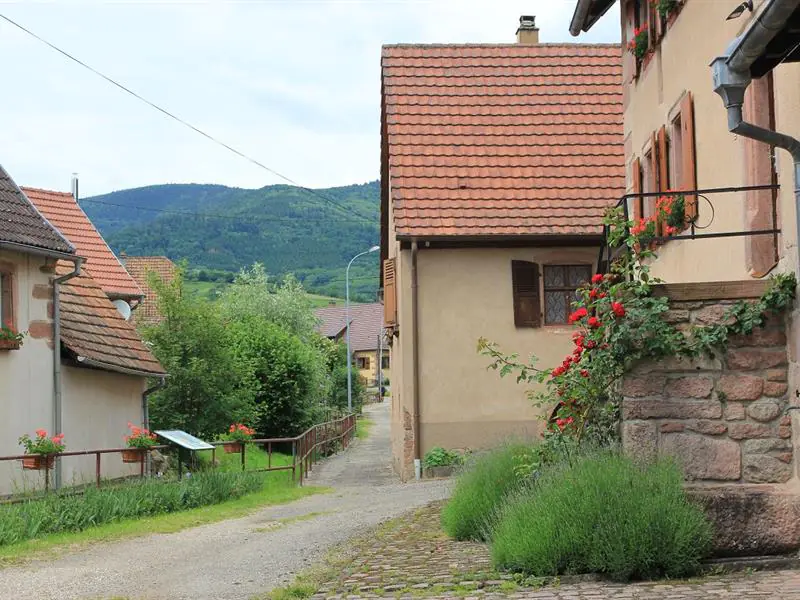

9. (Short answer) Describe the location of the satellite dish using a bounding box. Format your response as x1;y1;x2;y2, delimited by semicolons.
113;299;132;321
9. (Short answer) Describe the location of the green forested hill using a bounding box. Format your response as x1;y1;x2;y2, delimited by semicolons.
80;181;381;301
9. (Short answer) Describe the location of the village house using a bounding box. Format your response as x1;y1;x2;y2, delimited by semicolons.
0;168;165;493
315;302;390;387
380;18;625;479
570;0;800;554
121;255;178;325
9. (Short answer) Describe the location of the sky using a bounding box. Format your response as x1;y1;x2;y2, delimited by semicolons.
0;0;620;197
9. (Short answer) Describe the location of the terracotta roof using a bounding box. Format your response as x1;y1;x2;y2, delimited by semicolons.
0;166;75;255
381;44;625;238
315;303;384;352
22;187;143;299
123;256;178;323
57;261;166;376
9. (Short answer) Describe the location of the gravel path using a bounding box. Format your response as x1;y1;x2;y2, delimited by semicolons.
0;402;450;600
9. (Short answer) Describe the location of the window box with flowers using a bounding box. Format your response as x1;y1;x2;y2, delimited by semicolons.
0;322;25;351
18;429;65;470
122;422;158;463
628;24;649;61
654;0;682;23
219;424;256;453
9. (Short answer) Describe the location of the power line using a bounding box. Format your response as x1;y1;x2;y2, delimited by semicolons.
79;197;378;225
0;12;377;226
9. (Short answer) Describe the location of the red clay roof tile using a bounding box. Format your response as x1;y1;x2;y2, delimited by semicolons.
381;43;624;238
22;187;143;299
123;256;178;324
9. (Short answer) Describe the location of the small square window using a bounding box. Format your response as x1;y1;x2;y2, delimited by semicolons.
357;356;370;370
543;265;592;325
381;356;389;370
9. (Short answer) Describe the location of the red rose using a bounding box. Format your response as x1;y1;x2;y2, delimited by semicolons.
588;316;601;328
568;307;588;323
585;340;597;349
589;288;598;300
612;302;626;317
574;335;584;348
591;274;604;284
580;369;590;378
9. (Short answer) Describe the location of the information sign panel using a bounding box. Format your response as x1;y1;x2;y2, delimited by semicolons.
155;430;214;451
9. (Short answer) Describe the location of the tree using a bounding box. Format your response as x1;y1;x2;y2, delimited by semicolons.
316;337;366;414
143;270;257;437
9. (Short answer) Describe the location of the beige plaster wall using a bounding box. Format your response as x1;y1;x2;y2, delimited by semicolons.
622;0;800;283
60;366;146;486
389;241;598;478
0;250;55;495
353;349;390;387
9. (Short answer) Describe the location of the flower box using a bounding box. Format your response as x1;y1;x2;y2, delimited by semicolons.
121;448;145;463
22;455;55;471
0;339;21;351
223;442;242;454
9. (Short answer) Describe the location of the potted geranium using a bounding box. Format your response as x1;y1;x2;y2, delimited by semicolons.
18;429;65;470
0;321;25;351
627;24;649;60
220;424;256;453
122;422;158;463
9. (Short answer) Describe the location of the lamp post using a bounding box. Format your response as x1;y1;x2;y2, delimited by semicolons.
347;245;380;413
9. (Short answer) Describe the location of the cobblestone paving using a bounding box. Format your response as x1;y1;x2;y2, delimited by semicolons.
312;502;800;600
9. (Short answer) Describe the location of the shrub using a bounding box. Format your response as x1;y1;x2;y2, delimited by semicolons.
441;442;541;541
423;447;462;469
491;452;712;581
0;471;266;546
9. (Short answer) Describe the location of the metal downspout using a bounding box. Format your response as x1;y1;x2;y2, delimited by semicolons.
53;257;83;489
411;241;421;478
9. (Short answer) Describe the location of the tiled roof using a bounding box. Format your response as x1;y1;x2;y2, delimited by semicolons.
315;303;384;352
381;44;625;238
57;261;166;376
0;166;75;254
123;256;178;323
22;187;143;299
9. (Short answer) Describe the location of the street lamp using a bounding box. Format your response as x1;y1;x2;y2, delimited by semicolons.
347;245;380;413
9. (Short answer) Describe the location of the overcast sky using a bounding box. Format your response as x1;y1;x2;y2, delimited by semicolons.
0;0;620;197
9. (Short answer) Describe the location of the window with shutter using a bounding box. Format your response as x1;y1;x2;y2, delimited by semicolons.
383;258;397;327
631;157;643;222
0;271;13;328
511;260;541;328
680;91;697;219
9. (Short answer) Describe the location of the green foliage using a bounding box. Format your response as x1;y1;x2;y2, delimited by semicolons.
655;0;679;17
143;270;257;438
319;338;365;413
491;452;712;581
227;317;326;437
423;447;463;469
441;443;542;542
0;471;266;546
81;181;381;301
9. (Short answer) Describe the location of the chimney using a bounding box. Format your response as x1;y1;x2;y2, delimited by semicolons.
516;15;539;44
71;173;79;201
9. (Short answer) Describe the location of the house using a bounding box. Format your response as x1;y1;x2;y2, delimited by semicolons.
0;170;166;493
315;302;390;387
121;255;178;324
569;0;800;554
380;18;624;479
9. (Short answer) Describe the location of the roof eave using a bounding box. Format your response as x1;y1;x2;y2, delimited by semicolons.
0;240;78;261
74;355;167;379
570;0;618;36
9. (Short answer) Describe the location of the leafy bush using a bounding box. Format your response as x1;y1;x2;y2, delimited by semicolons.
321;339;365;413
423;447;462;468
0;471;266;546
441;443;542;541
491;452;712;581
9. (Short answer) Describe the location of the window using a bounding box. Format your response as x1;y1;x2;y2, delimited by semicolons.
357;356;370;370
0;271;13;328
511;261;541;328
381;355;390;370
543;265;592;325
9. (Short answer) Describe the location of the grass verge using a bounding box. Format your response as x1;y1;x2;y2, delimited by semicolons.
0;476;328;566
355;416;374;440
197;445;294;472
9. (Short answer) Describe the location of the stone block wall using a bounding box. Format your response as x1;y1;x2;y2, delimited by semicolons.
623;297;792;484
621;281;800;556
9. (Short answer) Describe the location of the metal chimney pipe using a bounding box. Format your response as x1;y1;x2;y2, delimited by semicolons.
71;173;79;201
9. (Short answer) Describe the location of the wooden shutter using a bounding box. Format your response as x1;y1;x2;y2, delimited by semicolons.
657;125;669;191
680;92;698;219
383;258;397;327
632;157;642;222
649;131;660;231
511;260;541;328
623;0;637;84
0;272;12;327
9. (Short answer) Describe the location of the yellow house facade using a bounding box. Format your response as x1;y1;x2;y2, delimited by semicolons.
380;21;625;480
